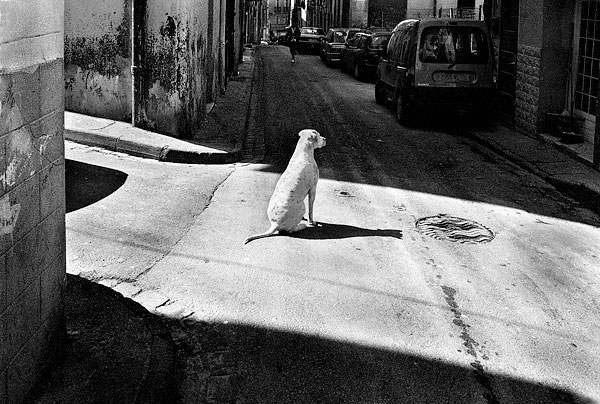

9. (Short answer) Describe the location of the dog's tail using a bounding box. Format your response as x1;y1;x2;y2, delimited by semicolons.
244;223;278;244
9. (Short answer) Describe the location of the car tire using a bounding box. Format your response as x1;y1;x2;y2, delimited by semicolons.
396;94;411;125
375;81;387;105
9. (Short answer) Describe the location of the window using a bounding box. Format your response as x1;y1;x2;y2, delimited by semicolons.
301;28;325;35
372;35;391;49
419;26;489;64
575;1;600;116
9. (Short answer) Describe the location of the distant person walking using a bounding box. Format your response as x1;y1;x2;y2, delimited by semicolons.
286;24;301;63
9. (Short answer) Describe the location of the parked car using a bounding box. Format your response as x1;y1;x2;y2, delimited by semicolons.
320;27;370;67
375;18;495;124
340;31;392;81
297;27;326;54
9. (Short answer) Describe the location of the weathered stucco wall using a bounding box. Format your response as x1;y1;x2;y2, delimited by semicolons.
0;1;66;403
64;0;132;121
143;0;223;138
350;0;368;27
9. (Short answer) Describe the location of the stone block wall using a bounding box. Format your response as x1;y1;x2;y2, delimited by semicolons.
0;1;67;403
515;44;542;134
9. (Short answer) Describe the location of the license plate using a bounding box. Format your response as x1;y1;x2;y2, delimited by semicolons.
433;72;475;83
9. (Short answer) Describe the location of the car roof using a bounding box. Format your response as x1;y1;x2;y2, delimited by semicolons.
329;27;370;32
418;18;487;27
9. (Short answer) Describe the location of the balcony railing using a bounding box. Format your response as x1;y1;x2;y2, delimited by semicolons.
406;7;484;20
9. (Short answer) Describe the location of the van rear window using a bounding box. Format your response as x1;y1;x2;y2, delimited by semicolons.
419;26;489;64
332;31;347;43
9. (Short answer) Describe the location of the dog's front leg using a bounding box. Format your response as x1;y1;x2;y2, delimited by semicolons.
307;186;317;226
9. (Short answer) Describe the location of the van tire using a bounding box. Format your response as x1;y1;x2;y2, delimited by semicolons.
396;95;411;125
354;63;361;80
375;81;387;104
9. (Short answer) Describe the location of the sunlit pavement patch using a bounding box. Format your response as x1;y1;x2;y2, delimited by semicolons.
415;214;495;244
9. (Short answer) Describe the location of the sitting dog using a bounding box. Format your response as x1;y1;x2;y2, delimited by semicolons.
244;129;326;244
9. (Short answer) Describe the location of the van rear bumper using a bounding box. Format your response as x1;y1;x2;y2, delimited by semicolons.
412;86;495;110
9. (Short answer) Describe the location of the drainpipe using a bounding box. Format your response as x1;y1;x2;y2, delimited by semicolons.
132;0;147;127
595;91;600;169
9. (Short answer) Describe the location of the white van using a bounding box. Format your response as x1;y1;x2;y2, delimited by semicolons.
375;19;495;124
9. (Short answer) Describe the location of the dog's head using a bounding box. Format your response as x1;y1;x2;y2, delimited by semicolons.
299;129;326;149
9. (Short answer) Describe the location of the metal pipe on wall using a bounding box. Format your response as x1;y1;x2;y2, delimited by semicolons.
131;0;147;127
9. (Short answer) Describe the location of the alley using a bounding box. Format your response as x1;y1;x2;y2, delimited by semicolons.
66;45;600;403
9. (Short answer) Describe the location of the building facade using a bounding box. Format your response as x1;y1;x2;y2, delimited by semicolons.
0;1;67;403
492;1;593;144
64;0;244;139
268;0;369;32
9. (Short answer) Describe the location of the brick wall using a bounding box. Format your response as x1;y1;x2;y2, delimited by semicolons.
515;44;542;134
0;1;66;403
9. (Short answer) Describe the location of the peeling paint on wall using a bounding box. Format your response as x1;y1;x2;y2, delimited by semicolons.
64;28;129;77
0;74;40;189
64;0;132;121
143;11;208;138
64;0;222;139
0;194;21;235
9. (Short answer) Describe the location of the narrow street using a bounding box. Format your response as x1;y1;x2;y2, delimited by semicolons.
66;45;600;403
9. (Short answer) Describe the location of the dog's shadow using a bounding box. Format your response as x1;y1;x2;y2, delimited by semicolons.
289;222;403;240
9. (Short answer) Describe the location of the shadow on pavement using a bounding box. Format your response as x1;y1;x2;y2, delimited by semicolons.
31;275;595;403
29;275;174;404
66;159;128;213
168;320;596;404
290;221;403;240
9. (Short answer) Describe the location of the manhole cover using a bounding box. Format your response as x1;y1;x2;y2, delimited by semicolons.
415;214;495;244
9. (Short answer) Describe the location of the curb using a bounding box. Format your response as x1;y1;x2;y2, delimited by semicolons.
64;124;242;165
469;131;600;214
64;48;257;166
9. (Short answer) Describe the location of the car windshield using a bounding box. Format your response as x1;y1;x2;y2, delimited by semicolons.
302;28;324;35
372;34;391;48
347;31;361;41
332;30;347;43
419;26;489;64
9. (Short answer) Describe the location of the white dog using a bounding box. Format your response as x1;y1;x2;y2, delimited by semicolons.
244;129;326;244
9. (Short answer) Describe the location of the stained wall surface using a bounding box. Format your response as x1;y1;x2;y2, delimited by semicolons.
64;0;132;122
0;0;67;403
64;0;225;139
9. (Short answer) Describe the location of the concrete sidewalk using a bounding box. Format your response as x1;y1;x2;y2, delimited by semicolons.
470;124;600;213
64;47;257;165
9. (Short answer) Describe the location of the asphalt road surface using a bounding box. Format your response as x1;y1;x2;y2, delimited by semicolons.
66;45;600;403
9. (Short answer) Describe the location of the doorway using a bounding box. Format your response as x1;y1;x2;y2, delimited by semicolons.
497;0;519;125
